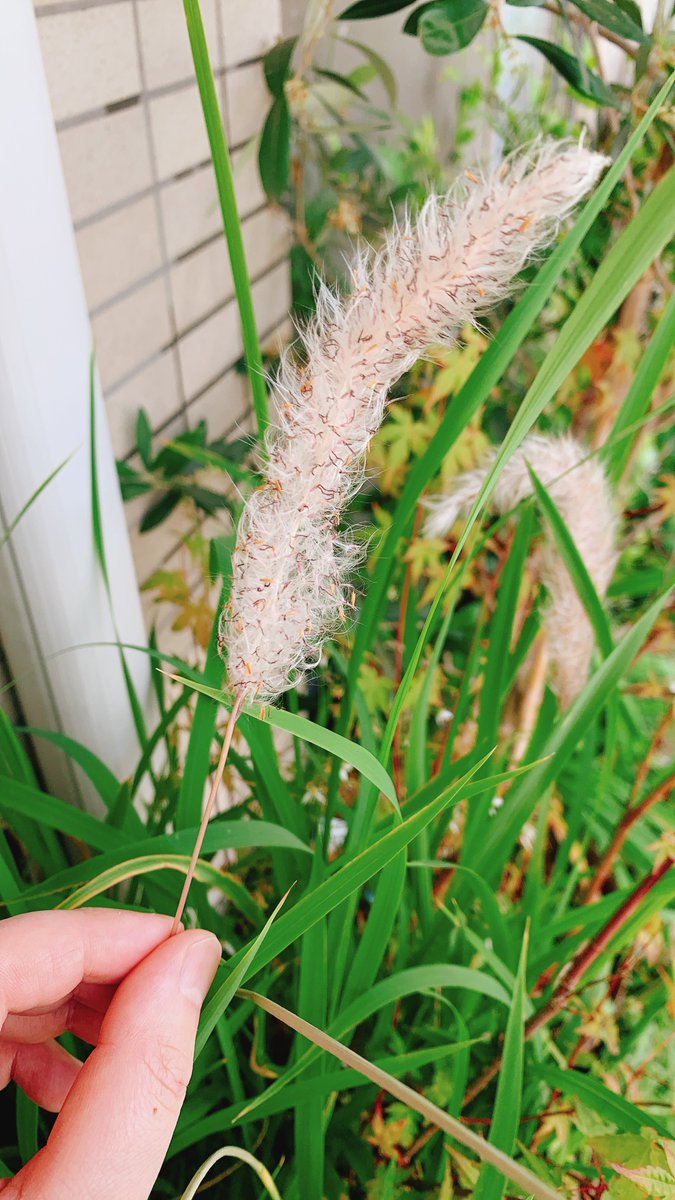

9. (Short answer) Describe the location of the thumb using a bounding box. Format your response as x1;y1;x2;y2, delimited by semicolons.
5;929;220;1200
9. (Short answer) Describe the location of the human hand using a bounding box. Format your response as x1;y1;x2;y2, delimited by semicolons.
0;909;221;1199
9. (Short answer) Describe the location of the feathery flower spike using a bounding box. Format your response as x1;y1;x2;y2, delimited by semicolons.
224;140;607;702
172;141;606;930
423;433;618;707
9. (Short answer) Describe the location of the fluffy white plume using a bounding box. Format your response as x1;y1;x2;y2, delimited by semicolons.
424;433;618;707
223;141;607;701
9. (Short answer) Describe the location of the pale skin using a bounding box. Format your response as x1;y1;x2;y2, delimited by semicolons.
0;909;221;1199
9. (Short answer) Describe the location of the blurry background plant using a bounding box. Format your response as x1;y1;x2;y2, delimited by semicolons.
1;0;675;1196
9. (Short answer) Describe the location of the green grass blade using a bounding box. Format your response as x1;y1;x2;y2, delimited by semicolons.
338;73;674;730
183;0;268;440
606;287;675;484
18;819;310;909
16;1091;38;1165
194;889;290;1056
197;753;494;1052
390;164;675;745
526;465;614;657
19;726;121;811
472;584;673;883
239;988;559;1200
171;673;399;812
58;853;264;926
0;452;74;550
463;165;675;566
175;583;228;831
237;963;511;1124
474;929;528;1200
534;1064;671;1136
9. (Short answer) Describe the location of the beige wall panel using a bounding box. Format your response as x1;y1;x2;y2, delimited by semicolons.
178;296;243;400
107;350;182;459
221;0;282;66
170;207;287;335
76;194;163;310
149;84;211;181
186;366;249;438
92;277;171;390
137;0;220;90
37;3;140;121
160;165;222;260
225;61;269;145
57;106;152;225
170;237;233;335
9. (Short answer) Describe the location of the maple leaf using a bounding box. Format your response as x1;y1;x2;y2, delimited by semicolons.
142;569;190;605
359;661;395;715
403;537;448;586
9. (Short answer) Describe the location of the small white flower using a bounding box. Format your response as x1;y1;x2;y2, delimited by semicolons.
339;762;352;783
318;815;350;856
520;822;537;852
436;708;455;727
489;794;504;816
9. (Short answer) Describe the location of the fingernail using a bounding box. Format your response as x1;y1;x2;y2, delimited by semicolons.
179;934;221;1006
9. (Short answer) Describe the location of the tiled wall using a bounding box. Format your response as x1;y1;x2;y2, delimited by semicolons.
34;0;291;587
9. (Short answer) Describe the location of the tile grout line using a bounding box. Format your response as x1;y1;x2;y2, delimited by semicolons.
103;251;289;399
129;0;189;432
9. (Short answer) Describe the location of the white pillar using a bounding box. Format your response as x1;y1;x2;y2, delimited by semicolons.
0;1;153;810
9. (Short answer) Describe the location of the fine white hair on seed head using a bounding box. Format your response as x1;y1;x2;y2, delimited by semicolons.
222;140;608;702
423;433;618;708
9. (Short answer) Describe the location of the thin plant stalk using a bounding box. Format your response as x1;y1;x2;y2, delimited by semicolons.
171;691;246;933
183;0;269;442
237;987;560;1200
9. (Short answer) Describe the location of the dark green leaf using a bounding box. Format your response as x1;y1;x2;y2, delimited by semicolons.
258;97;291;201
518;37;623;107
340;0;414;18
117;462;152;501
570;0;646;41
136;408;153;468
262;36;297;98
408;0;488;52
139;489;182;533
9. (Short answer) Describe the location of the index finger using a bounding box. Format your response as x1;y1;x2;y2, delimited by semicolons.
0;910;176;1022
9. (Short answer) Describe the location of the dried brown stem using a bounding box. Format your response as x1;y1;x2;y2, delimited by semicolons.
170;690;246;934
462;857;674;1107
540;0;639;54
586;767;675;903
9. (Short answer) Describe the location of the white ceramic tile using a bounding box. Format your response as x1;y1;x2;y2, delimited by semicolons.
92;277;172;390
148;84;211;181
76;195;163;310
177;296;243;399
170;237;232;335
37;4;140;122
224;61;269;146
169;206;287;335
243;205;289;280
186;366;250;438
160;165;221;259
159;145;265;260
106;350;182;459
58;105;152;225
252;258;291;338
220;0;282;66
137;0;219;90
230;142;266;217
